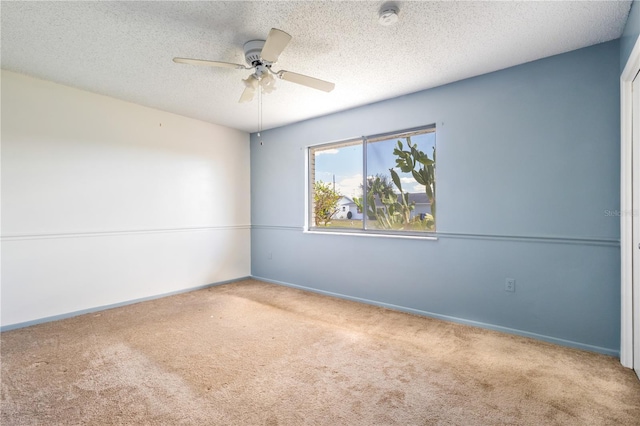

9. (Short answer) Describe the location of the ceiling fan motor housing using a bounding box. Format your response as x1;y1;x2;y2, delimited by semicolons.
243;40;266;66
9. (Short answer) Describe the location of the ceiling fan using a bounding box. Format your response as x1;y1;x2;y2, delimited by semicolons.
173;28;335;103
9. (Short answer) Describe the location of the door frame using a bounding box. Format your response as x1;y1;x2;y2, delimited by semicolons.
621;36;640;369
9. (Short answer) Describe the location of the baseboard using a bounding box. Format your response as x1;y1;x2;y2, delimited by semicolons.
251;275;620;358
4;274;619;358
0;276;251;332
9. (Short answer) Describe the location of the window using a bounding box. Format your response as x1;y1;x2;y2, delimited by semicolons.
308;125;436;235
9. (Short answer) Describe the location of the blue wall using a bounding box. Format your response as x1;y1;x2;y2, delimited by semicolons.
621;0;640;70
251;41;621;355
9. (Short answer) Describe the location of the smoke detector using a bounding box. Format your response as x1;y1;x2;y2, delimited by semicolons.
378;4;399;26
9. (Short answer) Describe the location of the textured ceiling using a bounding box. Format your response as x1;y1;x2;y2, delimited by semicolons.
1;1;632;133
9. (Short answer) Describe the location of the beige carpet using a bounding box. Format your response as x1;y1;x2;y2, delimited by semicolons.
1;279;639;425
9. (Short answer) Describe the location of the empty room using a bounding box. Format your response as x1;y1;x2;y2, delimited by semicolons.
2;1;640;424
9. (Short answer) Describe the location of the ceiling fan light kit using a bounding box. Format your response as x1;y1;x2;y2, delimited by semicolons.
174;28;335;103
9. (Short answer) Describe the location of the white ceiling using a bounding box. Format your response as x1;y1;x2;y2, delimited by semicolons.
1;1;632;133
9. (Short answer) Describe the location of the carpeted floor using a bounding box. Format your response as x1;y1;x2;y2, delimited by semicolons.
1;279;639;425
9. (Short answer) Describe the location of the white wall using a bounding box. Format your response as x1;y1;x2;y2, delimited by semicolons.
1;70;251;327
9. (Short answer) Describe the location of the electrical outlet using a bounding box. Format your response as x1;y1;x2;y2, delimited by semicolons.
505;278;516;292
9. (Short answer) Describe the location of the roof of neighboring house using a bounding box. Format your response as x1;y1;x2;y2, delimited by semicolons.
372;192;430;205
405;193;430;204
337;196;355;204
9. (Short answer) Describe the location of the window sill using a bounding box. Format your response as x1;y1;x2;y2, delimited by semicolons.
304;229;438;241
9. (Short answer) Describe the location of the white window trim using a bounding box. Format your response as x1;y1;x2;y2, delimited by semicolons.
304;229;438;240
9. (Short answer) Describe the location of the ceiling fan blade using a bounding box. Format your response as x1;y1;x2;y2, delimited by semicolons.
260;28;292;63
278;70;335;92
239;86;256;103
173;58;247;69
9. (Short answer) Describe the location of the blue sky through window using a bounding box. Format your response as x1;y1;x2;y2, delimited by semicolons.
314;131;435;199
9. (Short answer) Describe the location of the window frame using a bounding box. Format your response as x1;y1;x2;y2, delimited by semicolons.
307;124;436;238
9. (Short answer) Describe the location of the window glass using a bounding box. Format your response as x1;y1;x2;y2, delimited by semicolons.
365;131;436;232
310;141;363;229
308;126;435;235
